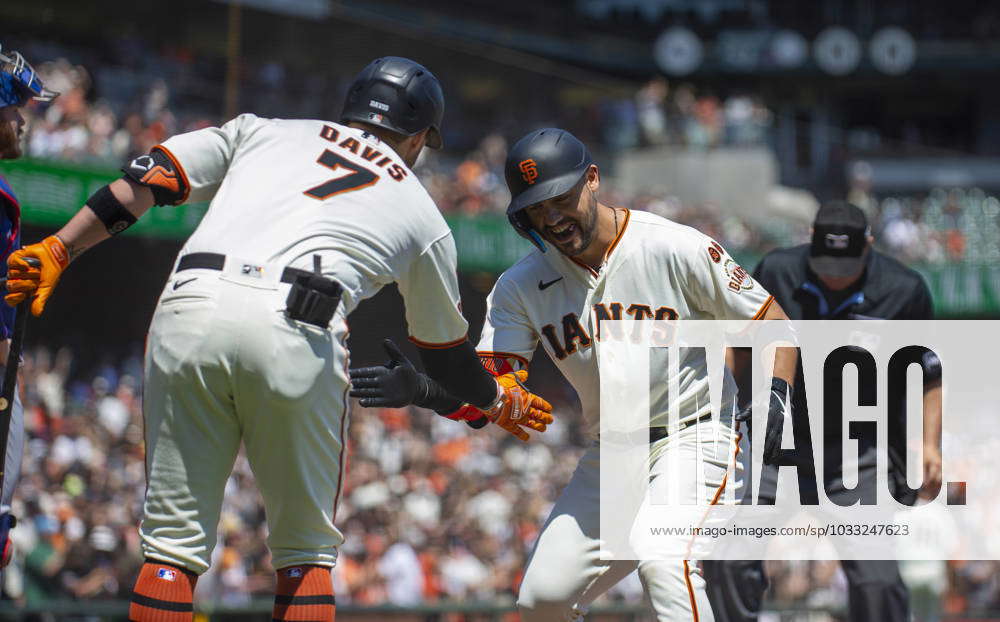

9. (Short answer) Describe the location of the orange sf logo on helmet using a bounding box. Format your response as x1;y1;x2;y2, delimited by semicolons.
519;159;538;185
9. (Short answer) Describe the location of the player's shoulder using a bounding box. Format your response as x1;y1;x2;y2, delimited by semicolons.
626;209;710;241
244;116;333;136
624;209;721;255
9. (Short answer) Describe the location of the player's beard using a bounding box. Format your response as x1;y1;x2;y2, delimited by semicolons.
562;186;599;257
0;120;22;159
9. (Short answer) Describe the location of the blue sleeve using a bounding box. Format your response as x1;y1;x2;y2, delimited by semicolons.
0;202;17;340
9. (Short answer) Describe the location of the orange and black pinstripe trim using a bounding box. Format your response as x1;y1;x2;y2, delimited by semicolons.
707;432;742;507
605;207;631;257
751;295;775;320
477;351;530;369
569;208;631;277
332;319;351;522
408;334;469;349
681;429;743;621
683;559;700;622
151;144;192;205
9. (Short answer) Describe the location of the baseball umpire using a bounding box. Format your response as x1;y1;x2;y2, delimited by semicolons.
0;43;58;568
704;201;942;622
5;57;551;621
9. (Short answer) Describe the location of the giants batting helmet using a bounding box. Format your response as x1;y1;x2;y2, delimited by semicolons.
504;128;593;251
0;44;58;108
341;57;444;149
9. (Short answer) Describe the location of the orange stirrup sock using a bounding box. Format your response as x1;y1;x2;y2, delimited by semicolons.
129;560;197;622
273;565;336;621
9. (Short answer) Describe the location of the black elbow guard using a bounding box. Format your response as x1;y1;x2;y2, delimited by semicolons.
121;146;189;206
86;185;137;235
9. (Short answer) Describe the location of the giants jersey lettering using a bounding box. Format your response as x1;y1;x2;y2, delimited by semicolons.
477;209;775;435
156;114;466;346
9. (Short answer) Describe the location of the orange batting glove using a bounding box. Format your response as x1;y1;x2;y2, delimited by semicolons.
5;235;70;316
479;370;554;442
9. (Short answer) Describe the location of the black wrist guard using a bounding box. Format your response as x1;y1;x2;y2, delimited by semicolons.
86;185;137;235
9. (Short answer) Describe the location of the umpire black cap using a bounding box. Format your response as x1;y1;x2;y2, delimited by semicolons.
809;201;871;278
505;128;593;250
341;57;444;149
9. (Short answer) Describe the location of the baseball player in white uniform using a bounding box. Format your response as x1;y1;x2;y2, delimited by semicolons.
5;58;551;622
353;128;797;621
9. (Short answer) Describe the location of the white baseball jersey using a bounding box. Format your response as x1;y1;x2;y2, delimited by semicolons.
157;113;467;346
477;209;774;436
139;115;467;574
491;209;769;621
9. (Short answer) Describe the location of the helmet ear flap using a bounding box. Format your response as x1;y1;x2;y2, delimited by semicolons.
508;209;546;252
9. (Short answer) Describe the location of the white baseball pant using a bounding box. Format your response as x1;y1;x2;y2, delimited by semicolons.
517;421;740;622
140;259;350;574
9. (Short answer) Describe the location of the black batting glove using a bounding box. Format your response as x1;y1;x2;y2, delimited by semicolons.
349;339;427;408
736;377;791;466
349;339;467;421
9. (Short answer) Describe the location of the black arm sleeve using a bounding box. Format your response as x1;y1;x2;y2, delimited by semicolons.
414;373;464;413
416;340;498;409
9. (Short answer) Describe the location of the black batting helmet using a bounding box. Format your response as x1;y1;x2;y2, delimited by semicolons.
504;128;593;251
341;57;444;149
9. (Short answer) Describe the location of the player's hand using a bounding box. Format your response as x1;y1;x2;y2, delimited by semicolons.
350;340;491;430
5;236;70;316
349;339;424;408
736;377;790;465
480;370;554;442
919;444;942;500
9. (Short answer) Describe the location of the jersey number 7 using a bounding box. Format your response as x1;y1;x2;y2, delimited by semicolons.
305;150;379;200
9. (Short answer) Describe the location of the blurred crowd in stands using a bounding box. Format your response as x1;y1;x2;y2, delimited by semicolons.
848;162;1000;266
0;346;993;621
606;77;773;151
3;40;1000;620
12;48;1000;267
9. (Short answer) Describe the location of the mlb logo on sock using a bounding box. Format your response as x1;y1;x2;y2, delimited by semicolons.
157;568;177;581
287;567;303;579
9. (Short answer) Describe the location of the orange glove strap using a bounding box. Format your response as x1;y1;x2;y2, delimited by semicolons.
41;236;70;269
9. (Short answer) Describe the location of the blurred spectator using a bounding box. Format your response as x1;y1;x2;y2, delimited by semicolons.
636;77;669;146
5;44;1000;620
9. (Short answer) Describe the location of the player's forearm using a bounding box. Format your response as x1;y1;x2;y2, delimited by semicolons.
414;373;464;413
758;300;798;386
416;340;499;408
56;179;154;262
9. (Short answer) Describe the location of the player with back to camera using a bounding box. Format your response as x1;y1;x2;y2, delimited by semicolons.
349;127;799;621
0;43;58;569
4;57;551;621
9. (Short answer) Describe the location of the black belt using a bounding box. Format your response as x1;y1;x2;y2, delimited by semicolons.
603;413;715;446
176;252;314;284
